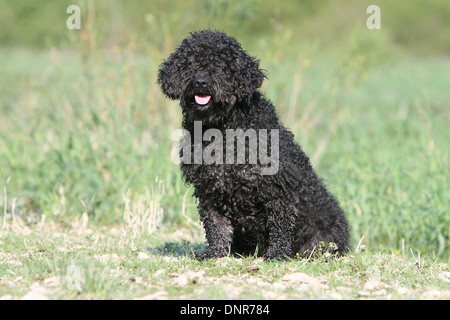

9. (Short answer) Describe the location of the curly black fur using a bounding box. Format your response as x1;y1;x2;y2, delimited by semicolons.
158;30;350;260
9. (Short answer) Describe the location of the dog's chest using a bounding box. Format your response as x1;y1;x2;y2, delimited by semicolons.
185;163;264;215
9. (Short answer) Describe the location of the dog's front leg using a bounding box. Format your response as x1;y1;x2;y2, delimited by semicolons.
263;201;296;261
195;202;233;260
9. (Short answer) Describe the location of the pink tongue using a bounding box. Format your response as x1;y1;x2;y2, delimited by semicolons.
195;95;211;105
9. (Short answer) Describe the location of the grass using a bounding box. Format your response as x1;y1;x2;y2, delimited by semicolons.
0;29;449;299
0;218;448;300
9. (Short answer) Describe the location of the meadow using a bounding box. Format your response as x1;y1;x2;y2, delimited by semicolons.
0;0;449;300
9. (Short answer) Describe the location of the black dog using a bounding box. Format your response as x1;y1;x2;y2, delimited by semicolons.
158;30;350;260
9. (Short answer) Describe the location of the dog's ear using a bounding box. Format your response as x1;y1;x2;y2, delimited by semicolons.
235;55;267;103
157;51;184;100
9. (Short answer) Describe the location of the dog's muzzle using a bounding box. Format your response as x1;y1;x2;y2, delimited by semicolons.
193;72;212;106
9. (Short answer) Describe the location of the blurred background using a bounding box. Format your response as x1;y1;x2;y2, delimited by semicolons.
0;0;448;258
1;0;450;55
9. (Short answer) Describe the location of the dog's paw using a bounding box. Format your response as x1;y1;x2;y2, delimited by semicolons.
263;248;291;261
194;247;227;261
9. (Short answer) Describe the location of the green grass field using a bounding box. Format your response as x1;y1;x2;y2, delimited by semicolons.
0;46;448;299
0;0;449;300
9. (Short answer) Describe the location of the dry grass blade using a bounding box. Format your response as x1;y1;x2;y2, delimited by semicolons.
123;178;165;237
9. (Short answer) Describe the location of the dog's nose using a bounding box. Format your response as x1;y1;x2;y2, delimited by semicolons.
194;75;209;89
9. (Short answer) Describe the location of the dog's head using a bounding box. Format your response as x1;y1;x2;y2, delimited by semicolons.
157;30;266;117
